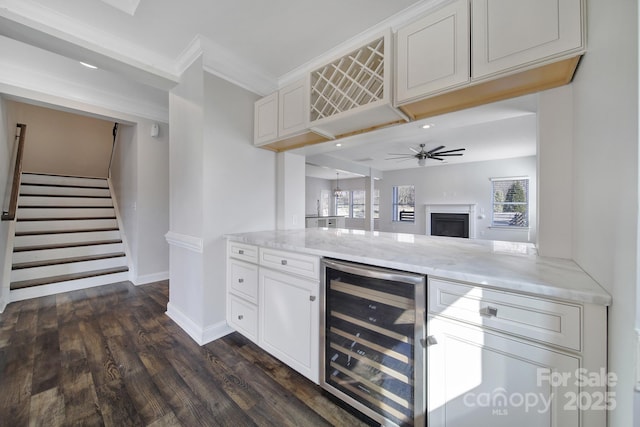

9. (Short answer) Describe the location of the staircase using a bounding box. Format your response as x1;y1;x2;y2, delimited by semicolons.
9;173;130;300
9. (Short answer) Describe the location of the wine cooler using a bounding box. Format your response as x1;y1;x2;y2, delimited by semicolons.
320;259;426;427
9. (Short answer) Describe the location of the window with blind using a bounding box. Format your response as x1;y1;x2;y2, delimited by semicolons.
491;177;529;227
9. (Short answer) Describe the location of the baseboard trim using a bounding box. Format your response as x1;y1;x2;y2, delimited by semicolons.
134;271;169;286
165;302;232;346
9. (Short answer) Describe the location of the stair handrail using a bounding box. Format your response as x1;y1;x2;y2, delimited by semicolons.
2;124;27;221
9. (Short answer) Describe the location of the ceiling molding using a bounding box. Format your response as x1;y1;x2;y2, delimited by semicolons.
98;0;141;16
277;0;451;88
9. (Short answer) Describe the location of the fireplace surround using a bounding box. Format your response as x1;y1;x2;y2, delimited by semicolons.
425;204;477;238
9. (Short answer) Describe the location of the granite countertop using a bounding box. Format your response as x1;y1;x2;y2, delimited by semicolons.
226;228;611;306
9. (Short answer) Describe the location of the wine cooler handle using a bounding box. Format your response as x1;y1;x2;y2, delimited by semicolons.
479;306;499;317
423;335;438;347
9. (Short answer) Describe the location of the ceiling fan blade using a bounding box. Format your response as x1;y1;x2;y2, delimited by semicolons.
409;147;420;154
385;156;414;160
427;145;445;155
433;148;466;155
435;153;464;156
431;157;445;161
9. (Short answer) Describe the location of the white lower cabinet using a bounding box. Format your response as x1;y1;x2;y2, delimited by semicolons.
427;316;579;427
227;241;320;385
259;268;319;384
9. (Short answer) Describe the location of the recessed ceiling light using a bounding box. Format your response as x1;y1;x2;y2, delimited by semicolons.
80;62;98;69
335;143;342;147
421;123;434;129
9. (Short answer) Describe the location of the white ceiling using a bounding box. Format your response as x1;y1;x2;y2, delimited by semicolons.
0;0;538;178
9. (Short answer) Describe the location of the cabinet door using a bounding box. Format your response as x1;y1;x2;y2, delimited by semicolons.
259;268;319;384
427;316;579;427
471;0;584;78
395;0;470;103
254;92;278;145
278;79;308;137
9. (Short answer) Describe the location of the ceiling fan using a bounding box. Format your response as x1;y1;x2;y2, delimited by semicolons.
386;143;466;166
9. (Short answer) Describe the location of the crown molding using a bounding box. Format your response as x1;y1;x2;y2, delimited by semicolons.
99;0;141;16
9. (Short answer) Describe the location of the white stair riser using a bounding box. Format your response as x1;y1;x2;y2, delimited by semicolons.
14;230;121;247
10;271;130;303
20;185;111;198
11;257;127;282
15;219;119;233
21;174;108;188
17;207;115;219
18;196;113;207
12;243;124;264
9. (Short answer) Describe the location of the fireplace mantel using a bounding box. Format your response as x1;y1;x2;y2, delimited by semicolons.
425;204;477;238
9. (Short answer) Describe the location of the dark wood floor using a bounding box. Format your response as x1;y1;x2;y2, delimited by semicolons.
0;281;371;426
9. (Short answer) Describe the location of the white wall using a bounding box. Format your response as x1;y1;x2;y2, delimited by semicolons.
305;176;332;216
202;71;276;330
5;100;114;178
166;62;276;344
569;0;639;425
376;156;537;243
277;152;305;229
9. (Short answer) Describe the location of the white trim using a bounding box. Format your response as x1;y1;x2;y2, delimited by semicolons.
98;0;141;16
175;36;204;76
0;221;16;313
165;302;233;345
425;203;477;238
165;231;204;253
134;271;169;286
107;178;135;280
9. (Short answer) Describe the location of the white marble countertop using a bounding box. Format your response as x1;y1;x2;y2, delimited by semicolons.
226;228;611;306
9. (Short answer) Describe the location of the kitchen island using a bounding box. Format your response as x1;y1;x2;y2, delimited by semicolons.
225;228;610;427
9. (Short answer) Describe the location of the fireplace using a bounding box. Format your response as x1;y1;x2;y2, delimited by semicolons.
431;213;469;238
425;204;477;238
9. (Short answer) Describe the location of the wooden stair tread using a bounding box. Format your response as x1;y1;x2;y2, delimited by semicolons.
18;205;113;209
14;239;123;252
14;227;119;236
17;216;117;222
18;183;108;190
10;266;129;290
12;252;126;270
19;194;111;198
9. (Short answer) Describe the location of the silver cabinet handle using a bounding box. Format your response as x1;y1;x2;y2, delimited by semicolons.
480;306;499;317
238;315;244;320
310;295;316;302
281;259;288;265
238;278;244;283
238;249;244;255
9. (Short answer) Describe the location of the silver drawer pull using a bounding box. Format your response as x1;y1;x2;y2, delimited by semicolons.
238;249;244;255
281;259;288;265
480;306;499;317
238;315;244;320
310;295;316;302
238;278;244;283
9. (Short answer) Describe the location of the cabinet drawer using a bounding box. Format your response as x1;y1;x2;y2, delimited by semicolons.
259;248;319;280
428;277;581;351
228;259;258;303
228;242;258;263
228;295;258;342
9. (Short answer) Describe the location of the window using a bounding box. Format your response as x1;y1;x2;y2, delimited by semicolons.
373;189;380;219
392;185;415;222
320;190;330;216
352;190;365;218
335;190;350;217
491;177;529;227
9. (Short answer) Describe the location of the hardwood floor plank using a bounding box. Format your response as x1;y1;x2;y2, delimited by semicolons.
28;387;65;427
0;281;378;427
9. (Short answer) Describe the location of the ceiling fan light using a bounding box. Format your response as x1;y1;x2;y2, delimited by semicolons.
418;158;426;167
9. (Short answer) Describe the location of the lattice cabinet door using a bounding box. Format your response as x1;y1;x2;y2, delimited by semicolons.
309;31;405;136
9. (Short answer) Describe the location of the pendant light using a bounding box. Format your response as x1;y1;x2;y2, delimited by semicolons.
333;172;341;197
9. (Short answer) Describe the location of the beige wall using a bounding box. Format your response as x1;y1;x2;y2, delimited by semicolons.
6;101;114;178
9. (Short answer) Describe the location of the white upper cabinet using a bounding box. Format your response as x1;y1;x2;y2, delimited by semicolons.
254;92;278;145
471;0;584;78
278;79;307;137
254;78;311;146
396;0;470;104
